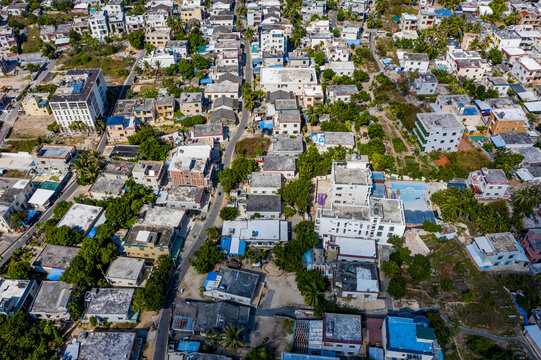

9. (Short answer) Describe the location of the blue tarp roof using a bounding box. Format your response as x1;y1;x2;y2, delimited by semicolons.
106;116;125;126
260;120;273;129
229;239;246;256
86;226;97;239
404;210;436;225
448;182;467;190
204;272;218;288
387;316;442;360
369;347;384;360
491;136;506;148
435;9;452;17
303;250;314;264
220;237;231;251
46;268;64;281
463;107;479;115
371;183;387;198
200;78;213;84
177;342;200;353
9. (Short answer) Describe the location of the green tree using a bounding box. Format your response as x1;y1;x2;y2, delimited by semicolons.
296;269;326;307
367;123;385;139
387;276;406;299
408;254;431;282
244;347;275;360
45;225;85;246
206;226;221;241
53;201;72;219
273;221;319;272
51;0;72;11
493;149;524;178
220;207;239;220
9;210;27;230
278;179;313;213
5;260;34;279
220;324;245;353
189;240;223;273
127;29;145;49
89;316;98;327
132;255;173;312
313;51;326;66
41;43;56;59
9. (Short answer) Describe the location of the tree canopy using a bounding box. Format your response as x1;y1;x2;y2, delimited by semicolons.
273;221;319;272
278;178;314;213
133;255;173;311
189;240;223;273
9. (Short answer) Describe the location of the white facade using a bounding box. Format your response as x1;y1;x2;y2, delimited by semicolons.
414;113;464;152
261;26;286;53
400;53;430;73
89;10;109;40
512;56;541;83
50;69;108;132
467;168;510;199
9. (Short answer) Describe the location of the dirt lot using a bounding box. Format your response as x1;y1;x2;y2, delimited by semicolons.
336;297;387;312
249;317;294;353
180;262;305;308
53;134;101;151
404;229;430;256
10;115;53;138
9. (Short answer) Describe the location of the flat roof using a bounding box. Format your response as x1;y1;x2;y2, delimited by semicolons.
89;177;125;196
110;145;140;159
30;281;72;315
125;223;174;247
416;112;463;131
86;288;134;315
493;105;528;121
475;232;519;254
157;186;204;204
323;313;362;343
193;123;224;137
324;131;355;146
404;53;429;62
75;331;136;360
0;279;33;301
273;135;304;153
333;237;376;258
222;219;288;242
34;144;74;159
519;56;541;71
250;172;282;188
51;69;102;103
333;162;371;185
105;257;145;281
263;156;296;171
334;262;379;293
261;67;317;85
386;316;438;355
57;203;103;233
214;267;259;300
103;160;135;176
140;205;186;228
33;244;79;270
246;194;281;212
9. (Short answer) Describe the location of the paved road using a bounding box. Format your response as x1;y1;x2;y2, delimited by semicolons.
118;49;146;101
152;40;253;360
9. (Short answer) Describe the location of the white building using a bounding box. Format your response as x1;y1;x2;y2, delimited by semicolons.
222;219;289;247
83;288;137;323
260;24;286;53
50;69;108;132
249;172;282;195
105;257;146;287
0;178;36;231
144;49;180;68
0;26;16;49
512;56;541;83
260;67;318;96
29;281;72;320
203;267;259;305
400;53;430;73
466;232;523;270
467;167;510;199
89;10;109;41
331;161;372;207
327;61;355;77
413;113;464;152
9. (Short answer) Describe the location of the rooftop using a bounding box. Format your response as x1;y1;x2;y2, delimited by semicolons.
222;219;288;242
29;281;72;315
493;105;528;121
33;244;79;270
272;135;304;154
109;145;140;159
0;178;31;210
173;299;251;333
112;99;135;117
103;160;135;177
157;186;205;204
333;161;372;186
518;56;541;71
85;288;134;316
278;109;301;123
319;198;404;224
261;67;317;85
246;194;282;213
193;123;224;137
324;132;355;146
125;223;175;247
105;257;145;281
33;144;75;159
213;96;239;110
57;203;104;233
386;316;439;356
75;331;136;360
326;85;359;96
180;92;203;103
89;177;125;196
404;53;430;62
250;172;282;188
263;156;296;172
212;267;259;300
480;167;508;184
334;262;379;294
416;112;463;131
140;205;186;228
0;279;33;304
51;69;102;103
511;147;541;163
475;232;519;254
323;313;363;343
133;161;164;178
274;99;298;111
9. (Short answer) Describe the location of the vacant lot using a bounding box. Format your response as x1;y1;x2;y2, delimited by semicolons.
10;115;53;139
23;25;41;54
235;136;271;158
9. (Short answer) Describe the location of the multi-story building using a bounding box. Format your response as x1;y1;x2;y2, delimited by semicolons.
125;15;145;33
383;316;443;360
132;161;165;189
0;279;38;315
400;53;430;73
31;145;77;174
466;232;522;270
326;85;359;103
512;56;541;83
133;98;156;124
485;76;510;97
417;9;436;30
410;73;438;95
260;24;286;53
0;26;16;49
89;10;109;41
0;178;36;231
487;105;529;134
49;69;108;131
28;281;72;320
145;28;172;48
179;92;203;115
274;109;302;135
105;257;146;287
21;93;51;116
156;93;175;120
203;268;260;305
40;25;56;42
261;67;317;96
332;261;379;299
414;113;464;152
303;84;324;108
490;29;521;50
330;161;372;207
400;13;418;31
83;288;137;323
168;145;212;187
180;7;203;22
520;229;541;264
105;116;138;144
124;223;177;260
467;167;509;199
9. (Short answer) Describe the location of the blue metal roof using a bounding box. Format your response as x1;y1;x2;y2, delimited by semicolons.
47;268;64;281
177;342;200;353
435;9;452;17
491;136;506;148
229;239;246;256
463;107;478;116
220;237;231;251
386;316;442;359
106;116;126;126
371;172;385;181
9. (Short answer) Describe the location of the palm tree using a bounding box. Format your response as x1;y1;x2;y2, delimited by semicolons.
468;37;481;51
367;17;378;29
90;151;105;167
244;27;255;43
505;10;521;26
441;199;462;222
143;61;150;77
236;3;247;17
302;282;324;307
220;324;245;353
154;60;162;83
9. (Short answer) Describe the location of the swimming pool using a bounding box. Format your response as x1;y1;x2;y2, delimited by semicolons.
391;182;436;224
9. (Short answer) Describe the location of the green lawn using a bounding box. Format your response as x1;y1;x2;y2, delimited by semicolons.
23;25;41;54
